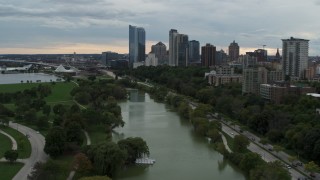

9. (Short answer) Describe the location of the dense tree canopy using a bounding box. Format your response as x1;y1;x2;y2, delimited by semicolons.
118;137;149;163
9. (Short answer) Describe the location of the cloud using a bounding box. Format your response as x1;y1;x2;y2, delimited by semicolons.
1;0;320;55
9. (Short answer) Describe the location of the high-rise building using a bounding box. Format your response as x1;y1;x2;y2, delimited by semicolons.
169;29;178;66
282;37;309;79
188;40;200;63
229;40;240;62
129;25;145;67
201;43;216;67
176;34;189;67
215;49;227;65
169;29;189;66
242;67;283;94
151;42;168;65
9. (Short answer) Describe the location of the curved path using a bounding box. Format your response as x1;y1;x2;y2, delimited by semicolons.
0;129;17;150
220;133;232;153
8;122;49;180
66;130;91;180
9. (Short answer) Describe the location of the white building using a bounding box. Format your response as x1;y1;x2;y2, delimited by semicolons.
282;37;309;79
145;53;158;66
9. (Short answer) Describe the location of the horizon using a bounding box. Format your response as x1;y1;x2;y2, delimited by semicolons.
1;0;320;55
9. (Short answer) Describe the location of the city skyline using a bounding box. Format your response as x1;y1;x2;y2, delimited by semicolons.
1;0;320;55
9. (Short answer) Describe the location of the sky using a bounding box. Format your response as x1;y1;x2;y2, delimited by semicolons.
0;0;320;55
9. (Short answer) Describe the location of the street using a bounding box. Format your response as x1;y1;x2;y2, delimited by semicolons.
9;122;49;180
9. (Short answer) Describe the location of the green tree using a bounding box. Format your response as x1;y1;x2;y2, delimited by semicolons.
27;160;62;180
305;161;320;176
44;126;66;157
73;153;93;175
233;135;250;153
37;116;49;130
239;152;263;173
4;150;18;163
75;92;91;105
87;142;127;177
207;128;221;143
178;101;190;119
250;161;290;180
273;145;284;157
53;104;67;116
42;105;51;116
0;115;10;126
65;122;84;146
118;137;149;163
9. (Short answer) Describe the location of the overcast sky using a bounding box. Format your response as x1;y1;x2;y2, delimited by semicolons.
1;0;320;55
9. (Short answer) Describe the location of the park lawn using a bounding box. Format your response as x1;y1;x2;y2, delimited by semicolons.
0;83;40;93
0;126;31;158
0;162;24;180
0;132;12;158
44;82;76;103
87;125;109;145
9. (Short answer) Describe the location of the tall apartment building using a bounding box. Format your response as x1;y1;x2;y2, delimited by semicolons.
201;43;216;67
169;29;178;66
242;67;283;94
215;49;227;65
189;40;200;63
151;42;168;65
229;40;240;62
169;29;189;66
129;25;145;67
282;37;309;78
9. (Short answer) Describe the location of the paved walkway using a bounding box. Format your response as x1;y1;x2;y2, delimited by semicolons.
220;133;232;153
0;129;18;150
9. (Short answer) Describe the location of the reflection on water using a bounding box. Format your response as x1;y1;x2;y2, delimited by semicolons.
114;90;246;180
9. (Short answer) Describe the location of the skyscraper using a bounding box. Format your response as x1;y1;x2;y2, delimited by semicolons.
201;43;216;67
129;25;145;66
228;40;240;62
176;34;189;67
188;40;200;63
169;29;189;66
169;29;178;66
151;42;168;65
282;37;309;78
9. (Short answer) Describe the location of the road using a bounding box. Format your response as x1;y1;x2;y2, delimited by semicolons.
218;118;309;180
9;122;49;180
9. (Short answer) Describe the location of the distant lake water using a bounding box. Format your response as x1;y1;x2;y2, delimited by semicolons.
0;73;62;84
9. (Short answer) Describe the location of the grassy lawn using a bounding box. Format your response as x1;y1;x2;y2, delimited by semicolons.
1;82;76;111
0;83;40;93
0;162;24;180
0;126;31;158
0;132;12;158
222;131;234;152
87;125;109;145
44;82;76;102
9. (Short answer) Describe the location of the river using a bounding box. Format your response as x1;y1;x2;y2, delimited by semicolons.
113;90;246;180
